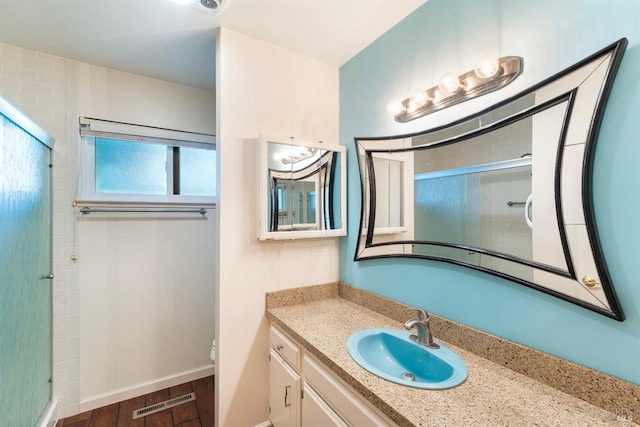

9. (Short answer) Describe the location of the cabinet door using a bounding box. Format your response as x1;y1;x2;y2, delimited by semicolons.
302;382;347;427
270;350;301;427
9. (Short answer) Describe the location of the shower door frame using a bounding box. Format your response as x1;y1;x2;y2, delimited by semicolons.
0;94;56;425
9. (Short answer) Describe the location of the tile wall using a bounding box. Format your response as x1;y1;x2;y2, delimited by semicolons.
413;114;533;278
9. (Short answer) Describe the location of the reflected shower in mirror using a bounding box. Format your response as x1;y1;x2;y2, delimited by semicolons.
259;135;346;240
354;38;627;320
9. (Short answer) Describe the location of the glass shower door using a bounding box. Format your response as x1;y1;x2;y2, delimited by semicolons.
0;114;52;425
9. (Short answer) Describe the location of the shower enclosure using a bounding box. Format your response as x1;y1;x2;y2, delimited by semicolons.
0;95;55;425
411;98;534;280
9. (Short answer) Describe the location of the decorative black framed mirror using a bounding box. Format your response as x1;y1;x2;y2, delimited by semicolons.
354;38;627;320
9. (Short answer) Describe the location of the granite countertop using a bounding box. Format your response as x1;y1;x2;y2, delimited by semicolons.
267;297;623;427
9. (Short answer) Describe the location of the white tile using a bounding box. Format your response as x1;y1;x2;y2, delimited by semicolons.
54;369;70;386
68;291;79;315
53;314;70;331
19;48;37;59
53;326;70;342
53;280;69;296
0;92;17;110
39;70;66;87
18;92;38;107
0;51;20;68
53;303;69;318
67;357;79;380
53;62;67;78
1;43;24;55
3;63;37;82
54;109;69;122
37;51;66;65
0;76;21;93
66;403;80;418
68;314;80;336
38;93;67;110
20;104;54;121
21;80;54;97
21;55;54;73
53;350;70;370
54;201;70;214
68;337;79;360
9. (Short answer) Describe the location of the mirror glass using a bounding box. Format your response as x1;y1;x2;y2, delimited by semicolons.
355;39;627;320
259;136;346;240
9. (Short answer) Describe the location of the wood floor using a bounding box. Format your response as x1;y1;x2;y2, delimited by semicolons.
56;376;214;427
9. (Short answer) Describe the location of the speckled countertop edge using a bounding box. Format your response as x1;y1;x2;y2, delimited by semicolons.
266;282;640;426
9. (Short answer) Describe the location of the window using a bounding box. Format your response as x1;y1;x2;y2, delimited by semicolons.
78;117;216;204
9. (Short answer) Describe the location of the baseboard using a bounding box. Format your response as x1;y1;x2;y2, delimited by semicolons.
36;399;58;427
79;364;214;413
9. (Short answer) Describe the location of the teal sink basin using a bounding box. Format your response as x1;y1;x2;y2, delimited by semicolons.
346;328;467;389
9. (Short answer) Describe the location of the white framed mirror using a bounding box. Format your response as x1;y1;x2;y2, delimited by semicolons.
354;38;627;320
258;135;346;240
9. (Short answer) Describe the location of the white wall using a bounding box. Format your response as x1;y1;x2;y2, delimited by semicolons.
0;42;216;418
75;62;217;411
78;214;215;411
216;27;340;426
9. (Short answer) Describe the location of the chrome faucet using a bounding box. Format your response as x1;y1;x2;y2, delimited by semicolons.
404;306;440;349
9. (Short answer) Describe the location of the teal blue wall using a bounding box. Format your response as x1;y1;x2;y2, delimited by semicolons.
339;0;640;385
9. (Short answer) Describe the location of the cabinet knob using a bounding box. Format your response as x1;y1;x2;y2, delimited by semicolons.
276;344;284;351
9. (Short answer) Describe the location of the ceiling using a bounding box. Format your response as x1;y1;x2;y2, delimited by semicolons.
0;0;426;91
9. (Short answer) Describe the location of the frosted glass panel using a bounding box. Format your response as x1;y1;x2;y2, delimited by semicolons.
0;115;52;425
95;137;167;195
414;174;471;261
179;146;216;196
414;166;532;278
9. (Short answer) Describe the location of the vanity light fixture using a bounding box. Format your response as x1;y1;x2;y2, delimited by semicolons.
389;55;523;123
273;146;318;165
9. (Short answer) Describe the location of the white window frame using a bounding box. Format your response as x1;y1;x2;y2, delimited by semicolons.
77;116;216;206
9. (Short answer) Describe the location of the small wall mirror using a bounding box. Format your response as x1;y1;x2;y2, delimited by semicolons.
361;149;414;235
354;39;627;320
258;135;346;240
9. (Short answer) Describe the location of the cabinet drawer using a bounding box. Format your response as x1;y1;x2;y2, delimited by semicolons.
302;382;348;427
303;355;393;426
270;326;301;371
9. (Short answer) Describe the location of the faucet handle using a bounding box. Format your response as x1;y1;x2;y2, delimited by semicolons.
407;306;428;321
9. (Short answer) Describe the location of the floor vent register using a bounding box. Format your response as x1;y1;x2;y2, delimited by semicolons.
132;392;196;419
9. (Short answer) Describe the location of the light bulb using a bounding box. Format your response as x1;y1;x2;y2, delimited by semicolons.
474;55;500;79
409;89;430;109
438;73;462;95
386;100;405;117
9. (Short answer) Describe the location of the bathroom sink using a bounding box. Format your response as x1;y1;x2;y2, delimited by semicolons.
346;328;467;389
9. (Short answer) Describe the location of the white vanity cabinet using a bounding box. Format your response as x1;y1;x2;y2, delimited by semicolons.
269;325;394;427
